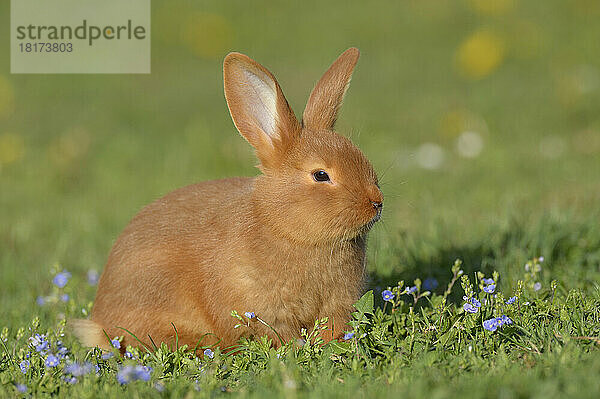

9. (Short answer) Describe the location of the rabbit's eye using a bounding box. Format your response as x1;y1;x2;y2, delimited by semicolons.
313;170;330;182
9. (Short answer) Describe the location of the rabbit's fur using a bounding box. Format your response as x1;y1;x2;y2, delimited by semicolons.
72;48;383;352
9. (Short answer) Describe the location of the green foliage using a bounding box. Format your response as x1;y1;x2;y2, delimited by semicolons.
1;257;599;397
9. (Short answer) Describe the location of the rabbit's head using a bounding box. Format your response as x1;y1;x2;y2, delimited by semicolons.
224;48;382;245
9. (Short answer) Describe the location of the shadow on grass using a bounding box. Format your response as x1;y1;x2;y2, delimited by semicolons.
367;211;600;306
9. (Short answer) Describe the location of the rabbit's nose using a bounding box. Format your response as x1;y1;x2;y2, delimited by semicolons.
371;201;383;210
367;185;383;208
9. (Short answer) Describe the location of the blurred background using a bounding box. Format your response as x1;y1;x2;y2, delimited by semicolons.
1;0;599;322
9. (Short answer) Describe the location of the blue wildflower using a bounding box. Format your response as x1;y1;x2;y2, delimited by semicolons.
483;284;496;294
407;286;418;294
45;354;60;368
64;375;78;384
36;296;45;306
116;365;151;384
463;296;481;313
101;352;114;360
29;334;49;353
423;278;438;291
52;271;72;288
343;332;354;340
484;315;512;332
124;351;135;359
506;296;517;305
204;348;214;359
57;344;69;358
64;361;93;377
87;269;99;285
483;318;499;332
111;338;121;349
482;278;495;285
382;289;395;302
116;366;134;385
463;303;479;313
137;366;152;381
60;294;69;302
533;282;542;291
538;256;544;262
16;383;27;393
19;359;30;374
244;312;255;319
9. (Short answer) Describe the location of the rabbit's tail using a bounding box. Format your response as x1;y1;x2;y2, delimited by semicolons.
70;319;112;350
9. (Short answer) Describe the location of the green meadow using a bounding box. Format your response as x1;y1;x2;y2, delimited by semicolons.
1;0;599;397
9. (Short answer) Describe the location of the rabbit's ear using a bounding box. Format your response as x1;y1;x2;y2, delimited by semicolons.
224;52;300;168
302;48;360;131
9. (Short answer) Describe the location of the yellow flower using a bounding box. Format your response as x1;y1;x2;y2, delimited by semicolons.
0;133;25;166
456;30;506;79
181;13;233;59
439;108;488;139
47;127;91;169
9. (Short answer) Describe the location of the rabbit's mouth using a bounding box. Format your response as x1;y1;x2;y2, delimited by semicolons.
362;209;382;231
372;212;382;224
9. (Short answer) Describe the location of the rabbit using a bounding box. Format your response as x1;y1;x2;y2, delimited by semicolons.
72;47;383;353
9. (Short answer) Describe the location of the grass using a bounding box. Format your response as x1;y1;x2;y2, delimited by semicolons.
2;253;600;398
1;0;600;397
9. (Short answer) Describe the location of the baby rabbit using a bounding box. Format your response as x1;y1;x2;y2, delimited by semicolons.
72;47;383;352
